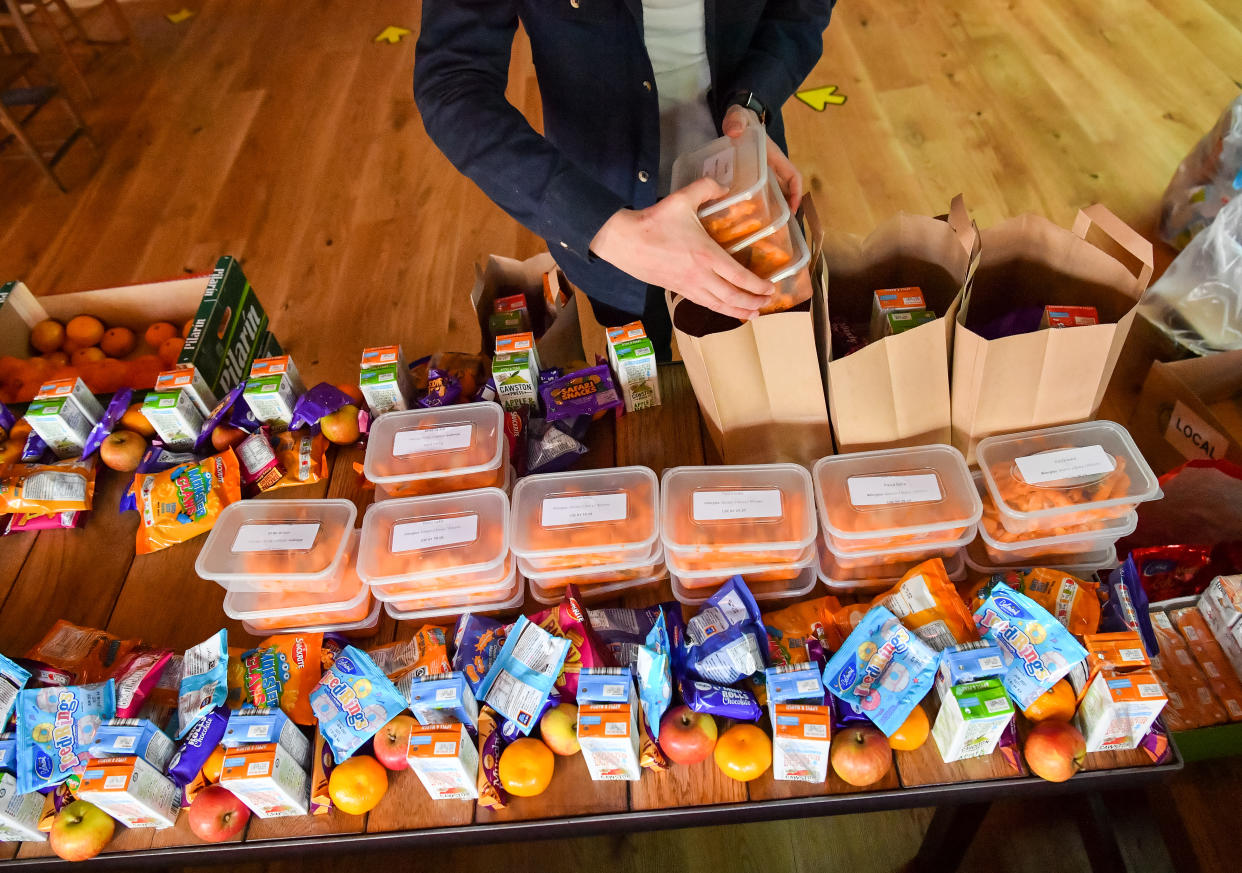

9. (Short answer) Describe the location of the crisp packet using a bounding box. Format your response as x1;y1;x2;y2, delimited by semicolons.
679;678;761;721
972;582;1087;710
588;604;666;670
271;430;330;490
0;457;97;516
177;631;229;739
26;621;138;685
5;510;83;533
241;634;323;726
235;426;285;494
418;368;462;408
873;558;977;650
111;648;173;720
452;614;509;693
1130;545;1214;601
683;577;768;685
635;609;671;740
118;444;201;513
822;606;940;736
368;628;450;683
476;616;570;735
133;449;242;554
309;645;407;764
166;704;228;790
1102;556;1159;656
539;364;621;422
526;418;588;475
1013;568;1100;637
289;383;359;432
475;706;509;810
763;596;843;667
1;653;31;730
195;382;249;453
15;680;116;793
529;586;609;696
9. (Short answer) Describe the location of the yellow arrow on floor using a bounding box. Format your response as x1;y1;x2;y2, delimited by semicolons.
795;86;846;111
374;26;411;44
165;8;194;24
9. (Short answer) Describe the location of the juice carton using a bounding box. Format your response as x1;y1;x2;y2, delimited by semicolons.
765;664;831;782
243;356;305;430
938;641;1006;687
490;294;531;339
25;377;103;458
492;334;540;410
883;310;937;337
359;345;415;415
405;723;479;801
870;287;926;340
0;773;44;842
141;388;204;450
576;668;640;781
222;708;312;769
76;755;181;829
1075;669;1167;753
219;742;310;818
931;676;1014;763
89;719;175;771
405;672;479;731
605;322;662;412
1040;305;1099;329
154;367;219;418
1069;631;1151;703
494;331;541;372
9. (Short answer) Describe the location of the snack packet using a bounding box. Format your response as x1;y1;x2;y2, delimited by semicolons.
309;645;407;763
475;706;509;810
289;383;360;432
225;648;248;710
0;457;97;516
822;606;940;736
1128;545;1214;601
683;578;768;685
418;368;462;408
309;730;334;814
235;426;285;494
539;364;622;422
679;677;761;721
588;605;661;670
637;708;668;771
118;444;201;513
635;609;671;740
0;653;31;730
1014;568;1101;637
1101;556;1159;656
873;558;977;651
476;616;570;735
177;631;229;739
429;352;488;401
26;621;138;685
529;586;609;696
241;634;323;726
762;596;843;668
972;582;1087;709
5;510;84;534
15;680;116;793
15;658;75;689
111;648;173;720
168;706;229;805
526;418;589;475
367;628;451;683
452;615;509;693
271;430;330;489
194;382;249;454
79;389;132;460
20;431;52;464
132;449;242;554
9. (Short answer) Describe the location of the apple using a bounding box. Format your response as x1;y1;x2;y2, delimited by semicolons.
1024;720;1087;783
320;405;360;445
211;424;247;452
830;725;893;787
187;785;250;843
49;800;115;862
539;702;580;756
658;705;717;766
375;714;417;770
99;429;147;472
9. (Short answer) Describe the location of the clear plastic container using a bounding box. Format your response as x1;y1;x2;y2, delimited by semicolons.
813;444;980;555
511;466;659;571
963;537;1119;577
728;180;795;277
243;598;382;639
368;556;515;603
374;448;511;501
670;125;784;247
517;541;663;590
760;218;813;315
383;567;524;621
976;420;1161;535
816;547;967;597
528;570;667;606
364;402;507;498
195;499;357;592
665;543;816;589
661;464;816;567
816;533;967;583
358;487;509;594
671;562;817;606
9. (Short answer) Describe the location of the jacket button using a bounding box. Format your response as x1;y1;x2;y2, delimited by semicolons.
638;170;649;182
559;241;568;248
642;80;652;91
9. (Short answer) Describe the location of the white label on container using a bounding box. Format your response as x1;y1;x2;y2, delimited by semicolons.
541;493;627;526
692;489;782;521
702;149;735;189
1014;444;1115;484
846;473;942;507
392;514;479;552
1164;400;1227;462
232;523;320;553
393;424;473;455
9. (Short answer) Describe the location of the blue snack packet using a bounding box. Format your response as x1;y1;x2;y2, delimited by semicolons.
177;630;228;739
586;605;661;670
476;616;570;736
0;652;32;730
1102;556;1159;656
636;608;671;739
21;431;51;463
310;645;407;764
0;733;17;774
972;582;1088;710
683;578;768;685
15;680;116;794
679;677;761;721
499;692;559;743
452;614;509;694
167;705;229;787
823;606;940;736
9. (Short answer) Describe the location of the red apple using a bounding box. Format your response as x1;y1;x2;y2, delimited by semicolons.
830;725;893;787
658;705;718;766
539;702;580;756
375;714;417;771
49;800;115;862
1024;720;1087;782
187;785;250;843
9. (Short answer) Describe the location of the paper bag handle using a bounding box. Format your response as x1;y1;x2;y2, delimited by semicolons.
946;194;978;256
1071;204;1154;292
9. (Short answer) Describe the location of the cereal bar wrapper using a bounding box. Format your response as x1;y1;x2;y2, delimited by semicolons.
310;729;334;814
167;704;229;790
972;583;1087;710
111;648;173;719
310;645;407;764
475;706;509;810
452;615;509;694
177;631;229;739
0;653;31;731
683;577;768;686
476;616;570;736
822;606;940;737
679;678;761;721
1102;556;1159;657
16;680;116;794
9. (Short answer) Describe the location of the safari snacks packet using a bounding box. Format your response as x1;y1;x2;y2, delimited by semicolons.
16;680;116;793
111;648;173;720
241;635;323;726
683;578;768;686
476;616;570;736
132;449;242;554
539;364;622;422
309;645;406;764
0;654;31;730
177;631;229;739
823;606;940;736
26;621;138;685
452;615;509;693
874;559;978;651
971;582;1087;710
0;457;97;516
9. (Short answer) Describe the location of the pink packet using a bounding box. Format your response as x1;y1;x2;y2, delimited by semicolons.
111;648;174;718
529;584;612;696
5;510;84;534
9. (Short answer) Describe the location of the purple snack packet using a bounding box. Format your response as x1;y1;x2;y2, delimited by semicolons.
679;678;761;721
538;367;563;386
290;382;358;432
526;418;588;475
1103;556;1159;656
418;368;462;408
1139;719;1173;765
996;718;1022;772
195;381;249;453
0;402;16;435
478;707;510;809
539;364;622;422
21;431;51;463
228;394;261;431
473;377;498;404
167;704;229;787
830;693;872;729
80;389;132;459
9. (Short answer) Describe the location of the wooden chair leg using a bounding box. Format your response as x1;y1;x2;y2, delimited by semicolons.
53;77;97;151
26;0;93;99
0;98;65;191
100;0;138;57
2;0;41;54
47;0;90;45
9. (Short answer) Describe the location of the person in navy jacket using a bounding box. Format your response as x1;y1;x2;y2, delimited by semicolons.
415;0;834;354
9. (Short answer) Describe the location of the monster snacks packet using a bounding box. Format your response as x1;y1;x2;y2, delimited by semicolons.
475;706;509;810
16;680;116;793
310;645;407;763
529;585;610;697
240;634;323;726
271;430;330;490
0;457;97;516
26;621;138;685
132;449;242;554
683;578;768;686
118;444;201;513
0;653;31;730
110;648;173;720
763;596;843;667
452;615;510;694
873;558;978;651
177;631;229;739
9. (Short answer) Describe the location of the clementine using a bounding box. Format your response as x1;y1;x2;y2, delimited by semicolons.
65;315;105;348
182;319;195;339
1023;679;1076;723
158;336;185;366
335;383;365;406
144;321;179;348
70;347;105;367
120;403;156;438
0;439;20;465
99;326;137;358
713;723;772;782
498;737;555;797
888;704;930;752
202;745;226;784
30;319;65;353
327;754;388;815
8;419;32;444
42;351;69;367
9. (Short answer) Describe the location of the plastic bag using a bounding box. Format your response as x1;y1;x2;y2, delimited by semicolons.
1159;95;1242;249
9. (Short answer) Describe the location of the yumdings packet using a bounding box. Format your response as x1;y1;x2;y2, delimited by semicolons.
972;581;1087;710
309;645;407;764
823;606;940;736
476;616;570;736
15;680;116;794
683;577;769;686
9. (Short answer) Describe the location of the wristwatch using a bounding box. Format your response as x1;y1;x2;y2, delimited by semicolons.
727;90;768;125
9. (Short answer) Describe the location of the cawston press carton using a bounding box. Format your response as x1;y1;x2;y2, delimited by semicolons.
243;356;305;430
605;322;661;412
180;256;282;395
154;367;218;418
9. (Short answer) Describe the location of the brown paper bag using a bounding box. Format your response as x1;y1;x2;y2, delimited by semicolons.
1128;349;1242;474
470;253;584;368
951;205;1154;460
819;196;979;453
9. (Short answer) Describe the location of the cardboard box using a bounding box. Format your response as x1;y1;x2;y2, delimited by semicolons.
141;388;204;450
605;322;662;412
154;367;218;417
931;677;1014;762
243;355;305;429
405;723;479;801
576;669;640;781
870;287;927;340
219;742;310;818
77;755;181;829
0;772;44;842
359;345;415;414
1040;305;1100;329
405;672;479;730
1075;669;1167;753
222;708;312;769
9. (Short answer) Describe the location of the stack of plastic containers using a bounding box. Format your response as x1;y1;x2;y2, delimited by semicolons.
197;499;379;636
358;487;520;621
972;421;1159;572
812;445;981;596
363;402;510;500
661;464;818;605
511;467;664;605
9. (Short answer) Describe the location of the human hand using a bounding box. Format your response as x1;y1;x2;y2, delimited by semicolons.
589;177;776;320
723;104;803;213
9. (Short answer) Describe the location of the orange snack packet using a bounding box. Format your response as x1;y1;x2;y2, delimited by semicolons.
872;558;978;650
1171;607;1242;721
762;595;843;666
241;633;324;725
26;620;139;684
131;449;241;554
270;431;330;490
1014;568;1100;636
0;457;96;516
834;603;870;641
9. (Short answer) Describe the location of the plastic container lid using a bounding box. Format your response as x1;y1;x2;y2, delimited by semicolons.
364;402;505;486
978;511;1136;561
963;537;1119;577
224;531;368;621
383;567;524;621
510;466;659;560
816;547;966;596
358;487;508;589
195;499;357;591
671;562;817;606
976;420;1161;534
528;570;667;606
661;464;816;557
670;125;768;223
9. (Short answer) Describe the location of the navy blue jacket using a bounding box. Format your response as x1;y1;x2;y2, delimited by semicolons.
414;0;834;314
